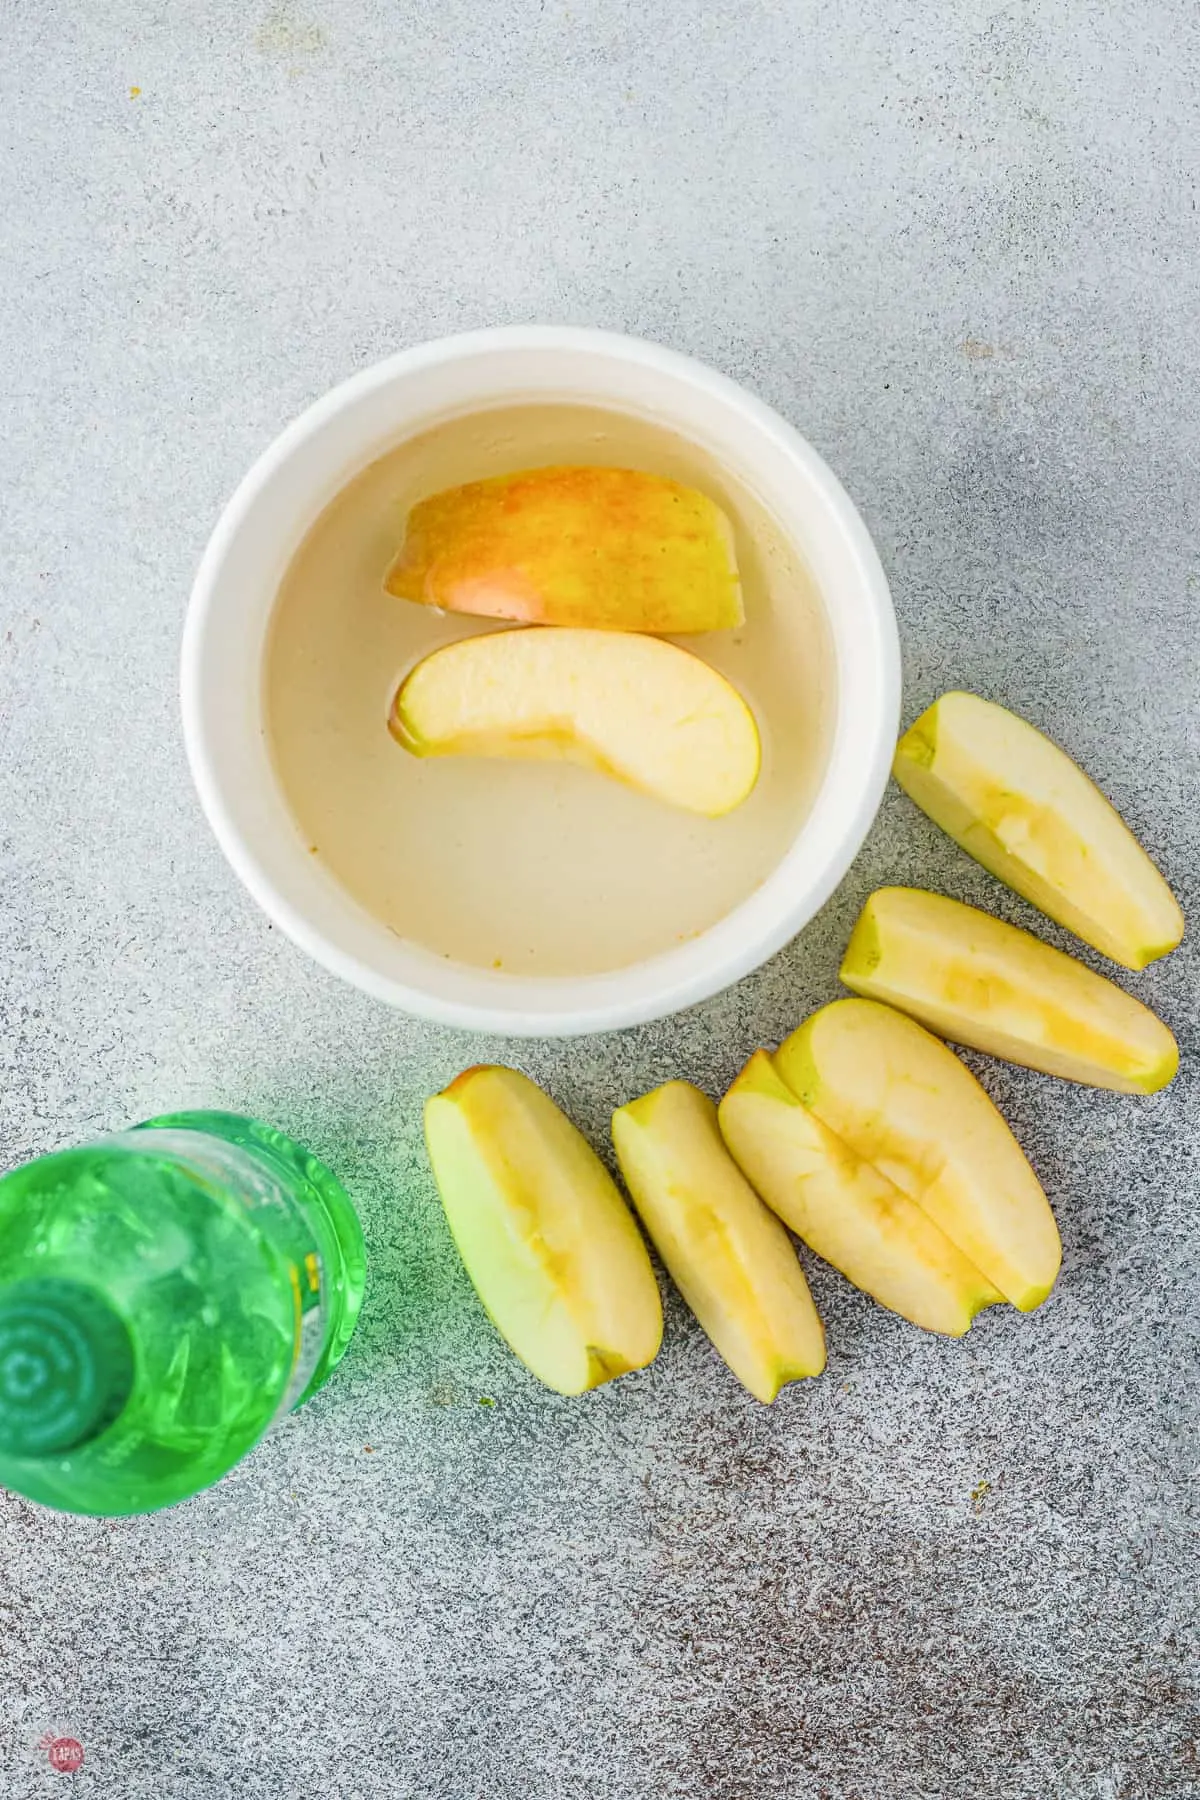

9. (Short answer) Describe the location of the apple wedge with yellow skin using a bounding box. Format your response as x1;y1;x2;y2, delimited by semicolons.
385;464;744;633
775;1000;1061;1312
719;1053;1001;1336
424;1066;662;1396
893;691;1184;970
612;1081;826;1402
391;628;761;817
841;887;1178;1095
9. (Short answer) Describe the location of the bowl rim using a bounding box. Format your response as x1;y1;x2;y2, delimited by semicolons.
182;325;900;1036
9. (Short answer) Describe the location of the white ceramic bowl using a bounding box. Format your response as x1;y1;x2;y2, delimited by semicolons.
182;327;899;1037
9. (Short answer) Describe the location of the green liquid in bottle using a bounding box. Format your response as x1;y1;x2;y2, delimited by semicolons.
0;1112;365;1516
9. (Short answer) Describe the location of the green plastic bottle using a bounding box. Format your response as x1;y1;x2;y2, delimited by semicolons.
0;1112;366;1516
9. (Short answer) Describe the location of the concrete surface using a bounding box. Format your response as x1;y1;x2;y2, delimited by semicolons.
2;0;1198;1794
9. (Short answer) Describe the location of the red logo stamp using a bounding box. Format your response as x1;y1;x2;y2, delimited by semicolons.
40;1735;85;1774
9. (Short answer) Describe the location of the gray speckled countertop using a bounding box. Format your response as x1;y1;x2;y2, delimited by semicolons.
2;2;1198;1795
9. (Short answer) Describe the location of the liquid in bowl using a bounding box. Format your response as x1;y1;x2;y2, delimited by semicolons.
264;402;835;978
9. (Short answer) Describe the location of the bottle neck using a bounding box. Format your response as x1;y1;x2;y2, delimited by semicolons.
0;1279;135;1458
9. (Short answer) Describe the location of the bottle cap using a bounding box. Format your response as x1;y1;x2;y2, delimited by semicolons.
0;1279;135;1457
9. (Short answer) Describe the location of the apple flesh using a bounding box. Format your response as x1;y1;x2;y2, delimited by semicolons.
424;1066;662;1395
719;1052;1000;1336
384;464;744;633
893;691;1184;970
611;1080;826;1401
775;999;1061;1312
841;887;1178;1094
391;627;761;817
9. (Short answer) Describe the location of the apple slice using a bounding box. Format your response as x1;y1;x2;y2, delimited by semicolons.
893;691;1184;970
719;1053;1001;1336
384;465;744;633
611;1081;825;1402
424;1066;662;1395
841;887;1178;1094
391;628;761;817
776;1000;1061;1311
